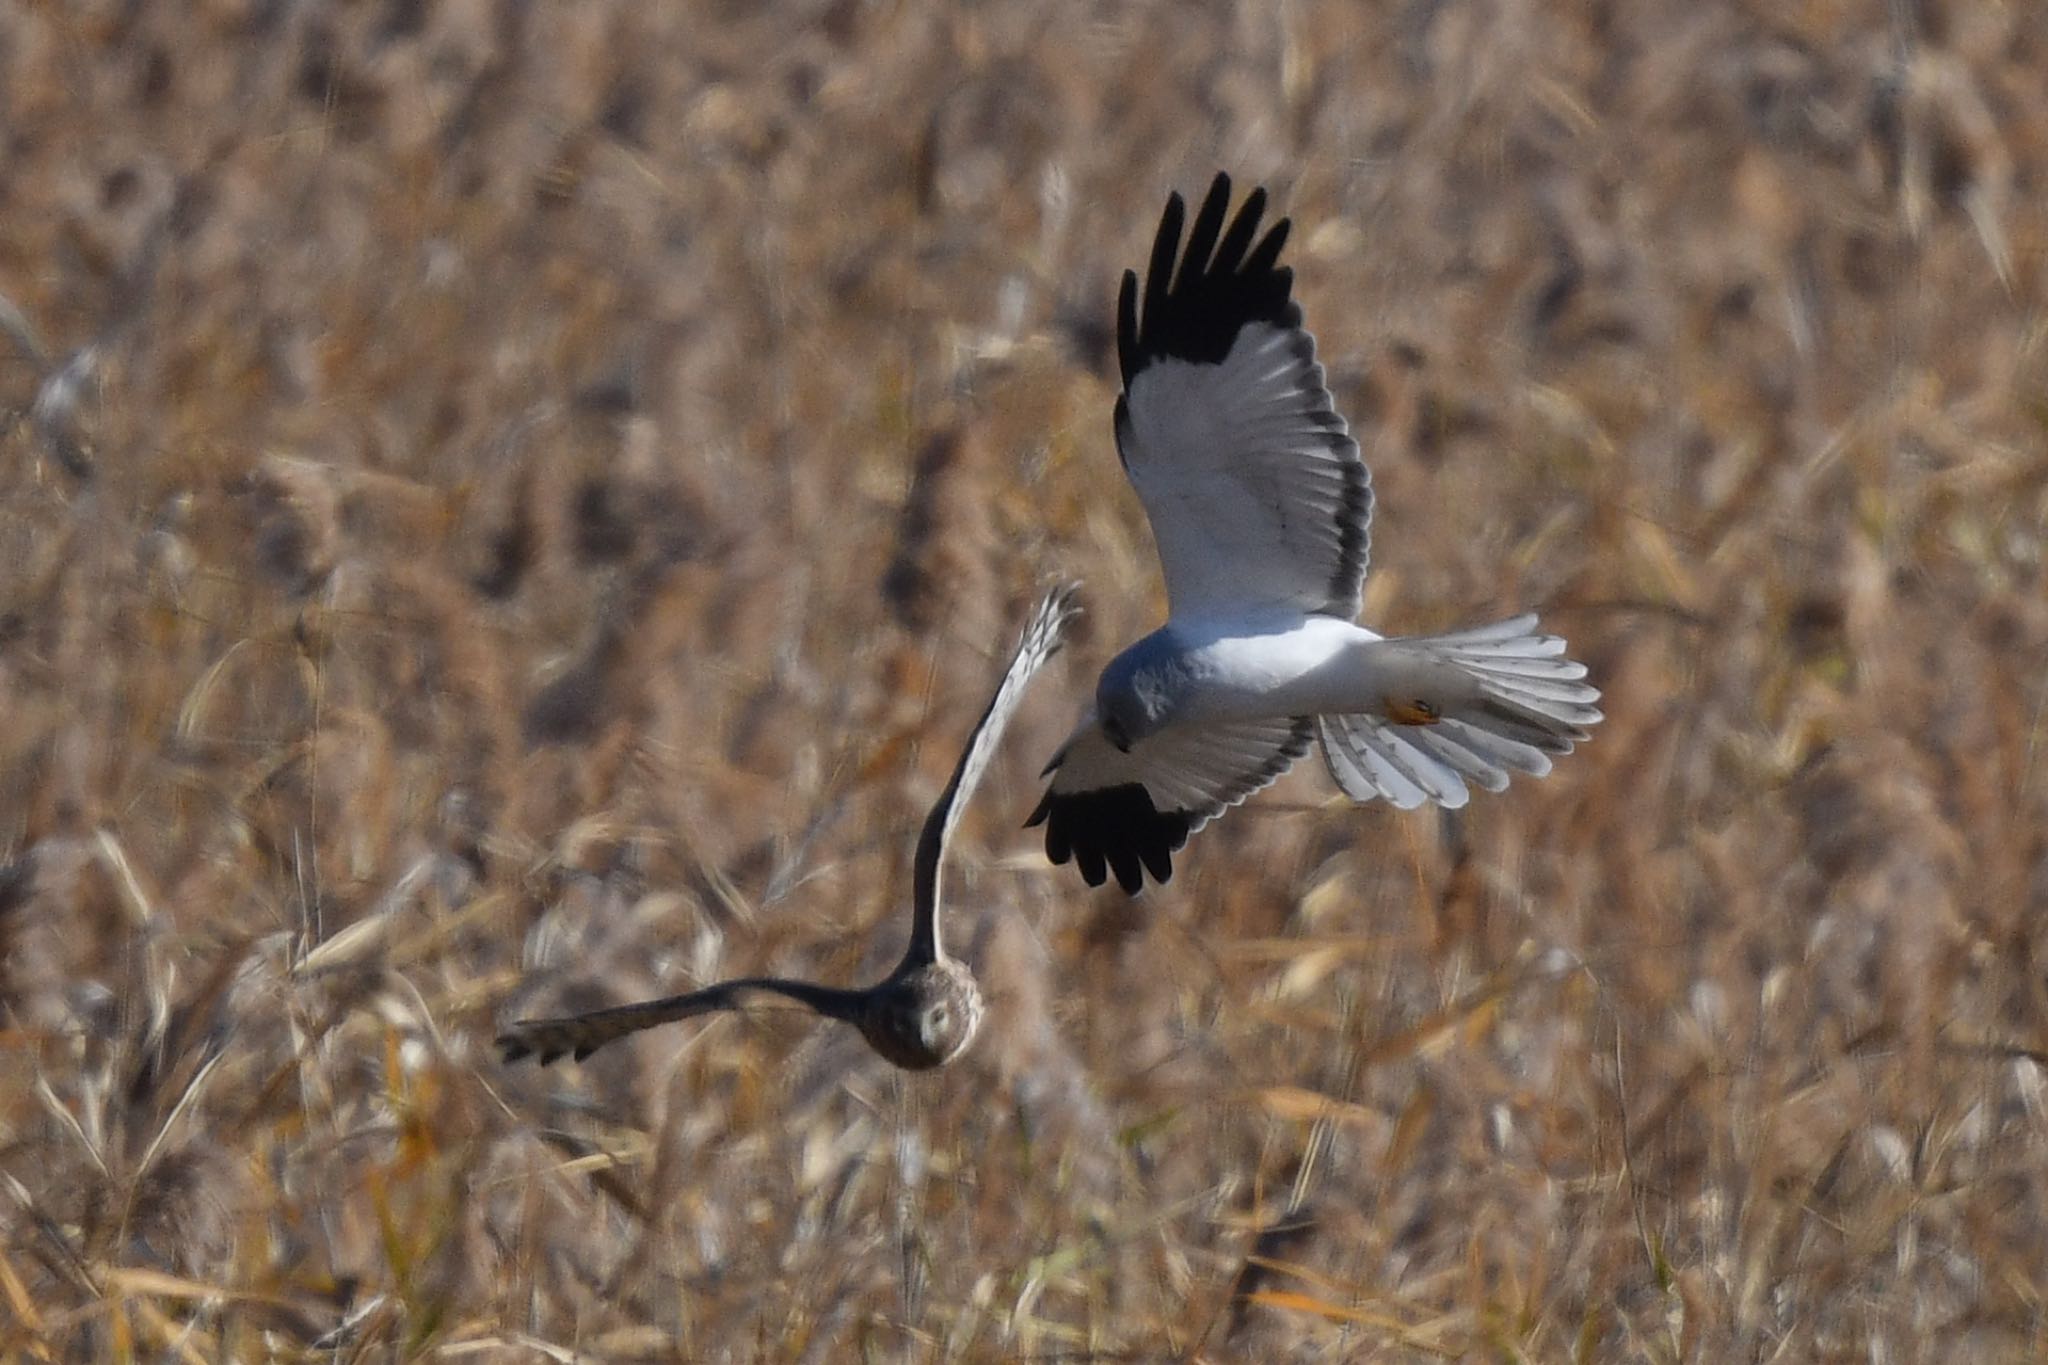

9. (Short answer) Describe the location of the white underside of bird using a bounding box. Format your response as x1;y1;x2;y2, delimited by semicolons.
1045;610;1597;813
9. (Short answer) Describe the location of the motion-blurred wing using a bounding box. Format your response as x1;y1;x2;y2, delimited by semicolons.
1027;716;1313;893
908;584;1081;957
1114;173;1372;620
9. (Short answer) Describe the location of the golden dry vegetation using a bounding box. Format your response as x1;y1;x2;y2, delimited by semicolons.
3;1;2048;1360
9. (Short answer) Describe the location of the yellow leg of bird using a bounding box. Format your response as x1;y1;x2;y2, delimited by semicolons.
1384;696;1443;726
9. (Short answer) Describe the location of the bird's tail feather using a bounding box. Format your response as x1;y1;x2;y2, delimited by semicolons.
1318;614;1601;809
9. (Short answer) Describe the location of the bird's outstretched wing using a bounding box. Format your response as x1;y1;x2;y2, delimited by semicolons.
1026;716;1313;893
497;978;858;1066
1114;173;1372;621
906;584;1081;960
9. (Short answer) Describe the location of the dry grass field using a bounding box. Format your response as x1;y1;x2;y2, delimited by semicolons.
3;1;2047;1359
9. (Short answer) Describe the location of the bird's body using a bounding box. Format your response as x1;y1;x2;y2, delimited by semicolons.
839;961;986;1071
1032;175;1602;893
1097;613;1591;732
500;586;1077;1069
1100;615;1390;725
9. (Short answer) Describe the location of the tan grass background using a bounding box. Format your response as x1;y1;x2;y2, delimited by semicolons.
3;1;2047;1360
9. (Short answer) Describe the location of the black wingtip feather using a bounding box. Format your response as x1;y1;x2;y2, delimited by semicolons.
1120;175;1298;384
1212;186;1266;276
1141;191;1185;350
1176;174;1232;292
1116;270;1140;381
1243;217;1292;277
1027;783;1193;894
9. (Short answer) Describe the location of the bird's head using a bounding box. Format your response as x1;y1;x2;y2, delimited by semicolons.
860;960;985;1070
1095;649;1182;752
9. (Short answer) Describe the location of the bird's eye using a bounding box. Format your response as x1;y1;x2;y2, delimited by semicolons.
922;1005;951;1039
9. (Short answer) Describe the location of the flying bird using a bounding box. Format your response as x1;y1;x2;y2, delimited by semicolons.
1029;174;1601;893
500;585;1080;1070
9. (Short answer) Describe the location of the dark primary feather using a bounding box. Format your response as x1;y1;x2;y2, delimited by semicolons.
1117;172;1300;385
1028;717;1315;893
1026;783;1192;894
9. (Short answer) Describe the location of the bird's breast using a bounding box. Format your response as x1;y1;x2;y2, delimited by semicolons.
1163;616;1383;723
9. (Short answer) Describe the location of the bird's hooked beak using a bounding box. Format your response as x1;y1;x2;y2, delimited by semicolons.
1102;716;1133;753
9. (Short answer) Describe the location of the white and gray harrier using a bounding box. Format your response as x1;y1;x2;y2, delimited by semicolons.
1030;175;1602;893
